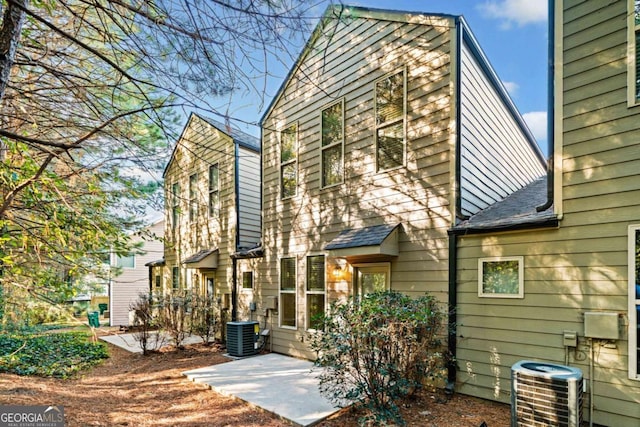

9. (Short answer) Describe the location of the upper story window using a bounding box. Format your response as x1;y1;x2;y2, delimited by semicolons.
375;69;406;171
171;182;180;229
115;254;135;269
628;1;640;106
280;124;297;199
321;100;344;188
209;164;219;217
189;174;198;222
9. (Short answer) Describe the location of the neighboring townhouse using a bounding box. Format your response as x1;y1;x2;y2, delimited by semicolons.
254;5;545;361
109;219;164;326
451;1;640;425
163;113;261;323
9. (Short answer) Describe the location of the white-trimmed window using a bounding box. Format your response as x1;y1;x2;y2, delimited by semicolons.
242;271;254;290
375;69;406;171
280;124;297;199
280;257;296;327
354;263;391;297
115;254;135;269
209;164;219;217
172;266;180;290
628;225;640;380
628;1;640;106
171;182;180;229
321;100;344;187
306;255;325;330
478;257;524;298
189;174;198;222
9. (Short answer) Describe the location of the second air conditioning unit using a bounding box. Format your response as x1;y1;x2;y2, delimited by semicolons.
511;360;583;427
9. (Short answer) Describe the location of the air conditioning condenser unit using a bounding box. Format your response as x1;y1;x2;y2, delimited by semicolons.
511;360;583;427
226;321;259;357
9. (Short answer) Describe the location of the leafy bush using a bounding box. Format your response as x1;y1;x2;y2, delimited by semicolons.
130;293;162;355
0;331;109;378
154;291;192;348
310;291;446;426
189;292;220;345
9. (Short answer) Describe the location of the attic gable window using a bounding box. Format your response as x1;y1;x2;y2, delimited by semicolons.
321;100;344;187
375;69;406;171
628;0;640;105
280;124;297;199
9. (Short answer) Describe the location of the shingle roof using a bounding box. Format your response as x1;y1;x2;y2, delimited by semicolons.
183;249;218;264
198;116;260;152
452;177;557;234
325;223;401;250
144;258;165;267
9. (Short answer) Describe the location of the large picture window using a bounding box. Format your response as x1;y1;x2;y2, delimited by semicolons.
375;69;406;171
478;257;524;298
209;164;219;217
280;257;296;327
628;225;640;380
306;255;325;330
280;124;297;199
321;101;344;187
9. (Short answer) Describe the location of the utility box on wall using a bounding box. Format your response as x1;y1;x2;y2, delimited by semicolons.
583;312;619;340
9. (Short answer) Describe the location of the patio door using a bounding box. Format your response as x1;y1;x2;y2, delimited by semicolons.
354;263;390;297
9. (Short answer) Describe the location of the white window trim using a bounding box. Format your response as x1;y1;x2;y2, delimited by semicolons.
209;164;220;218
279;256;297;329
320;99;345;189
353;262;391;297
279;123;298;200
478;256;524;299
241;271;254;293
189;173;198;222
114;253;136;269
171;182;180;229
305;254;327;331
628;0;640;107
628;224;639;380
374;67;407;172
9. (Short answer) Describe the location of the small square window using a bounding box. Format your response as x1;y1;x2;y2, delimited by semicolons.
478;257;524;298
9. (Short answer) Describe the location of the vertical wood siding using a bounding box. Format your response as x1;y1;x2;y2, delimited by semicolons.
237;146;261;249
455;1;640;425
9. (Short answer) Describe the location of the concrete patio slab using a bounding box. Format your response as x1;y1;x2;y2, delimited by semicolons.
182;353;341;426
99;332;206;353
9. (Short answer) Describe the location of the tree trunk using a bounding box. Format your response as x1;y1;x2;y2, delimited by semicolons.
0;0;25;103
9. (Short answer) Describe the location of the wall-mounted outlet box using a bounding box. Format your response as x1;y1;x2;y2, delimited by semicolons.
563;330;577;347
584;312;619;340
264;295;278;310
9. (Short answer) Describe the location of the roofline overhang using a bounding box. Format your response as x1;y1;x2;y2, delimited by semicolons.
448;216;559;236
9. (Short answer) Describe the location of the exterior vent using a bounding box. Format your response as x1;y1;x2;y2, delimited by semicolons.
226;321;259;357
511;360;583;427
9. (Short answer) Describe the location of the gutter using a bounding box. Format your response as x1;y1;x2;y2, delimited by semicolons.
537;0;556;213
449;216;559;237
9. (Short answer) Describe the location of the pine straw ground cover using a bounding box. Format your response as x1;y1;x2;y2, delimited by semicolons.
0;330;510;426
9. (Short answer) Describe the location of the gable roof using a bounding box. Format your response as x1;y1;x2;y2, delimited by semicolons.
450;177;558;234
163;112;260;178
260;4;458;125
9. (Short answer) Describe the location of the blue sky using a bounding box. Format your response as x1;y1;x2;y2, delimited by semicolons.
210;0;549;152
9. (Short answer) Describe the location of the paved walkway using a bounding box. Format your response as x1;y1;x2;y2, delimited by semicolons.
182;353;342;426
99;332;206;353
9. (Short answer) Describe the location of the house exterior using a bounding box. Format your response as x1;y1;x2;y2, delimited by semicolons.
109;219;164;326
253;5;545;361
451;1;640;425
162;113;261;323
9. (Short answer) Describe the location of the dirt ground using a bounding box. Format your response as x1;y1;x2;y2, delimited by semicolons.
0;332;510;426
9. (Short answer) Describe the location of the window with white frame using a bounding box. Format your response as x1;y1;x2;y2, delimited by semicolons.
209;164;219;217
375;69;406;171
280;257;296;327
171;182;180;229
306;255;325;330
172;266;180;290
628;1;640;105
321;100;344;187
155;274;162;289
628;225;640;380
242;271;253;290
189;173;198;222
115;254;135;269
280;124;297;199
478;257;524;298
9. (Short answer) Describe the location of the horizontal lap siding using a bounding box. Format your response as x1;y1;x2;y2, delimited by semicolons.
260;15;455;356
455;1;640;424
459;39;545;217
237;147;261;249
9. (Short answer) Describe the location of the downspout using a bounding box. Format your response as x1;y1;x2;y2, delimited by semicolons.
446;232;458;393
232;142;241;322
537;0;556;212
